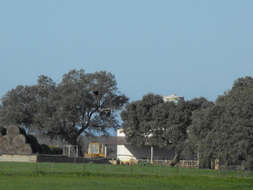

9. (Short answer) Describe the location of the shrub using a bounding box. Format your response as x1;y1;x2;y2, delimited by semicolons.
48;146;63;155
40;144;51;154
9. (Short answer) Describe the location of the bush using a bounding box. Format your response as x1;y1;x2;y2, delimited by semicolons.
40;144;62;155
26;134;41;153
244;157;253;171
48;146;63;155
40;144;51;154
0;128;6;136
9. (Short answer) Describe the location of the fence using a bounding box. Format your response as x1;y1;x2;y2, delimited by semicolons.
179;160;200;168
0;152;200;168
116;155;200;168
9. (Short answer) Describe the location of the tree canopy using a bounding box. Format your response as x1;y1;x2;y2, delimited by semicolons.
121;93;212;164
0;69;128;146
189;76;253;169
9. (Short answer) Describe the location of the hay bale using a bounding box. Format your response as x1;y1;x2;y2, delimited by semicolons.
16;146;25;154
0;125;34;155
0;136;8;145
7;125;20;138
7;145;16;154
3;135;14;144
0;136;10;146
0;144;8;153
22;144;32;154
13;135;26;148
4;143;32;155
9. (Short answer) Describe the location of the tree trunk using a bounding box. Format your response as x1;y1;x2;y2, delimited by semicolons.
169;152;180;167
75;135;85;157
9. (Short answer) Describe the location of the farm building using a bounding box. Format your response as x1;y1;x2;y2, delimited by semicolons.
80;94;186;162
80;129;175;162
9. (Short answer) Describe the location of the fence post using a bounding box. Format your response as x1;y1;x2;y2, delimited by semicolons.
105;145;107;158
150;146;153;164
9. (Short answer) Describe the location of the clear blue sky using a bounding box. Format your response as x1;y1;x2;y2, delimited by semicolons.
0;0;253;102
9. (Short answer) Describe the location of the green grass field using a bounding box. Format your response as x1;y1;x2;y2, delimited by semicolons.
0;162;252;190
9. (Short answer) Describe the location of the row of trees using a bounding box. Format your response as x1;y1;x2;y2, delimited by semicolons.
0;69;252;169
121;77;253;169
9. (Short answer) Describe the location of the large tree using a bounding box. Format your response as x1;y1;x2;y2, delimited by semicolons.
121;93;212;165
189;76;253;169
0;69;128;146
151;97;213;164
121;94;164;146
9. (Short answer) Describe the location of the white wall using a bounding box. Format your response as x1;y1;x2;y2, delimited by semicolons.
117;145;136;161
116;129;174;162
0;154;37;163
116;129;136;161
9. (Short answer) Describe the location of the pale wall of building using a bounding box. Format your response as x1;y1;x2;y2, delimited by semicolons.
116;129;174;162
116;129;135;161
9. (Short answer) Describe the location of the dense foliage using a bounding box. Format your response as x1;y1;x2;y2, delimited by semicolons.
189;77;253;169
122;76;253;169
0;69;128;146
121;94;212;163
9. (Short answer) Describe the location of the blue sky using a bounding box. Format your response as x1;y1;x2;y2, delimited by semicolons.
0;0;253;102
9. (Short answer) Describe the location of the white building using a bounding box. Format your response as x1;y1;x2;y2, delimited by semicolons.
116;129;136;161
81;94;183;162
116;129;174;162
163;94;184;103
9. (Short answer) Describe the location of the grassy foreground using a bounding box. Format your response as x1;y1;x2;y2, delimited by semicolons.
0;162;252;190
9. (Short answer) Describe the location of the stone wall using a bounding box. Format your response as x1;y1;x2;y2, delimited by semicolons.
0;154;37;163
